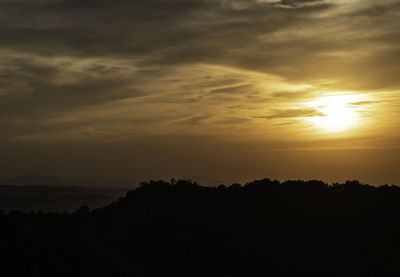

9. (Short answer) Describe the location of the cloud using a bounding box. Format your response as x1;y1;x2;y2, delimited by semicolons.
253;109;324;119
0;0;399;148
214;117;251;124
176;115;213;125
348;101;382;106
211;84;253;94
0;54;145;118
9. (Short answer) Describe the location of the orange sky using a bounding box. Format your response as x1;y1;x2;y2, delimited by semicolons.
1;0;400;185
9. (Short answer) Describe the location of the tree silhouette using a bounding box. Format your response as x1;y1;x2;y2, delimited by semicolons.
2;178;400;276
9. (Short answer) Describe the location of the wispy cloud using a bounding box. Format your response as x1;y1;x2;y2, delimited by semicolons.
253;109;324;119
0;0;399;150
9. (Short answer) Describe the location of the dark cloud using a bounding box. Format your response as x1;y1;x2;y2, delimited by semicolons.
278;0;324;8
0;65;144;117
0;0;398;90
227;104;258;110
211;84;253;94
176;115;213;125
214;117;251;124
0;0;332;59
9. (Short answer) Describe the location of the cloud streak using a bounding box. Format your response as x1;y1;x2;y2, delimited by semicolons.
253;109;324;119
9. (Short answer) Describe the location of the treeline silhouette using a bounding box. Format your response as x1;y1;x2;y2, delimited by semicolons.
2;178;400;276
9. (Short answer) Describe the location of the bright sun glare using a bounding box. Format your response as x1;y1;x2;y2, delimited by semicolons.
307;94;363;133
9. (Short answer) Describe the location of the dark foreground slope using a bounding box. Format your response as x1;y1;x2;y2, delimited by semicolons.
1;179;400;276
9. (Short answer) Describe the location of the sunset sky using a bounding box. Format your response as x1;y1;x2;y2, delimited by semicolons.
1;0;400;185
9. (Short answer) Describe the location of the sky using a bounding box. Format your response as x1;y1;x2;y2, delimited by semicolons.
1;0;400;185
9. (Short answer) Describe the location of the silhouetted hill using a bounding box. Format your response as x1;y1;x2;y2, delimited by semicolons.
2;178;400;276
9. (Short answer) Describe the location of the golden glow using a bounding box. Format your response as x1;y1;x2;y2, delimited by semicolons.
307;94;364;133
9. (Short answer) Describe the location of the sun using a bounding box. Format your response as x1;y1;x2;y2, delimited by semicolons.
306;94;363;132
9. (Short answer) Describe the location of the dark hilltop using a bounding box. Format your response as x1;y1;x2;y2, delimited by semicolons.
2;178;400;276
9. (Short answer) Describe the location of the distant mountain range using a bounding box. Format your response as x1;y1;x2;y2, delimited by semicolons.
0;174;135;187
0;175;135;212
